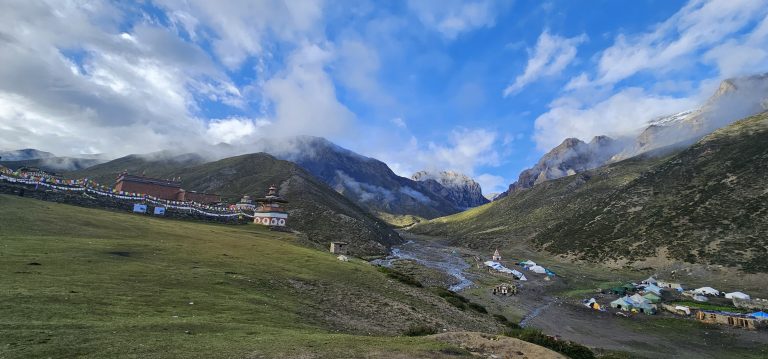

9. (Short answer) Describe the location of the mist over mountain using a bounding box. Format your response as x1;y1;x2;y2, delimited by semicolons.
0;149;55;161
498;74;768;198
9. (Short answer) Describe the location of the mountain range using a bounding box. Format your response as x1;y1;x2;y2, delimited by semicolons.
497;74;768;198
412;110;768;272
71;152;402;255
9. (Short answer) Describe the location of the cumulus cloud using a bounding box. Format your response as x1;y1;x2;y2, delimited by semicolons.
504;30;587;96
157;0;325;69
532;0;768;152
407;0;500;39
593;0;767;86
370;127;502;191
263;42;355;138
475;173;507;194
206;117;271;144
533;87;702;151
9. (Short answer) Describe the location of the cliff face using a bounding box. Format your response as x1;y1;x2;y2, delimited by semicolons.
500;135;622;196
411;170;489;210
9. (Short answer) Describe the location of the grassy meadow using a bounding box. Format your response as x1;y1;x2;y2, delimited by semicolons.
0;194;490;358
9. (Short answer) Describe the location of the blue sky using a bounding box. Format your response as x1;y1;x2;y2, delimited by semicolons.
1;0;767;193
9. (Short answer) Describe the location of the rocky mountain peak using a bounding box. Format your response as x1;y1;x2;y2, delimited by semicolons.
411;170;489;210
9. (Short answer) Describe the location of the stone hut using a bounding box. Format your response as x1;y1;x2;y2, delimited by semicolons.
330;241;348;254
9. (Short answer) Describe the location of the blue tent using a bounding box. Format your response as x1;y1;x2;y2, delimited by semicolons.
749;311;768;319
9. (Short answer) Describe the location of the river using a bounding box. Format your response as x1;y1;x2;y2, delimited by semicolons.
372;237;474;292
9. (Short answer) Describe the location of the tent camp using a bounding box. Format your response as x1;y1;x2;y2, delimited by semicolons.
694;287;720;296
725;292;751;300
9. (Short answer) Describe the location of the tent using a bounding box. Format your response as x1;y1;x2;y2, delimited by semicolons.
643;284;662;296
725;291;750;300
610;297;633;311
610;287;627;295
749;311;768;320
693;294;709;302
529;265;546;274
643;292;661;303
583;298;602;311
484;261;528;281
674;305;691;316
623;283;638;291
643;276;658;285
693;287;720;296
520;260;536;267
629;293;650;306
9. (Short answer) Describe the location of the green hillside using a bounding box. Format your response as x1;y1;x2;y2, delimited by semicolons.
0;195;502;358
411;149;676;248
413;112;768;272
539;111;768;271
72;152;400;255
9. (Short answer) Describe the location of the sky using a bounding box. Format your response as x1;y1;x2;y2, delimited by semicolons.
1;0;767;194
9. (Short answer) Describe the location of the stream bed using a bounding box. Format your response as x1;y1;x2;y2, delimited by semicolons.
372;238;474;292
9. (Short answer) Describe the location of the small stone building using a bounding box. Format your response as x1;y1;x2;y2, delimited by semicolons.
696;310;762;330
330;241;348;254
492;283;517;296
492;249;502;261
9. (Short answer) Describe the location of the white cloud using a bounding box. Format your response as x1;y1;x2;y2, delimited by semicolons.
475;173;507;194
593;0;768;86
263;42;355;138
369;128;500;186
533;87;702;151
504;30;587;96
407;0;500;39
532;0;768;153
157;0;325;69
391;117;407;128
206;117;271;144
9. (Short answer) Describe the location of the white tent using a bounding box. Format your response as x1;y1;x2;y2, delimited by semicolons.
529;265;546;274
725;291;750;300
674;305;691;315
693;287;720;296
521;260;536;267
693;294;709;302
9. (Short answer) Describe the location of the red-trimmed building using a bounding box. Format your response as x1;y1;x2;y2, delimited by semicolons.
114;173;221;203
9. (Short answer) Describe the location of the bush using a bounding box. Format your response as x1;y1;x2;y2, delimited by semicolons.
403;324;438;336
502;328;595;359
429;287;488;313
493;314;521;329
377;267;423;287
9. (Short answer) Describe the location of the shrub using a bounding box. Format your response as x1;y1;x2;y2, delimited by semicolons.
377;267;423;287
502;328;595;359
493;314;521;329
403;324;438;336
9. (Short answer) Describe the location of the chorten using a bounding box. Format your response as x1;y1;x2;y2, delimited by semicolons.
492;249;502;261
253;185;288;226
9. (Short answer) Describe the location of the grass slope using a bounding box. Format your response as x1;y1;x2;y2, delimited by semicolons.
539;112;768;271
72;152;400;255
413;112;768;272
0;195;503;358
